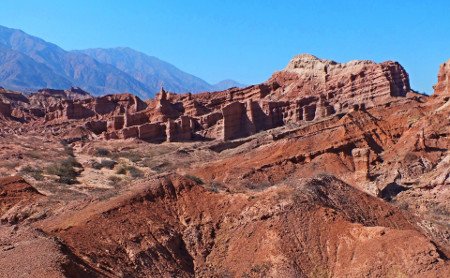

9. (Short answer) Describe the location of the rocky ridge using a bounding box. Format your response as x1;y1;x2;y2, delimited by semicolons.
0;54;414;143
0;55;448;277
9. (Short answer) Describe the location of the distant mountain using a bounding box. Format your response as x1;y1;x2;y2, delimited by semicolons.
212;79;247;91
76;47;214;94
0;25;245;98
0;25;149;98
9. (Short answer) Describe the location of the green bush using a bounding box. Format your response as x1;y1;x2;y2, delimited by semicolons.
20;165;44;181
46;157;81;184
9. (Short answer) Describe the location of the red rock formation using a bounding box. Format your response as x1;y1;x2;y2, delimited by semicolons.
222;101;247;140
37;175;449;277
0;176;42;220
138;122;166;141
0;55;416;144
0;56;449;277
0;99;11;118
435;59;450;95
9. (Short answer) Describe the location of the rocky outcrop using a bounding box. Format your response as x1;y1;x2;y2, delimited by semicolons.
38;175;449;277
435;59;450;96
0;57;449;278
0;100;11;118
0;176;42;221
166;116;193;142
0;55;417;143
222;101;247;140
138;122;166;142
273;54;411;103
31;87;92;101
352;148;370;181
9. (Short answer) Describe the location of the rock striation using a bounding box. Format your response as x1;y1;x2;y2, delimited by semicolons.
0;54;416;143
435;59;450;96
0;55;448;278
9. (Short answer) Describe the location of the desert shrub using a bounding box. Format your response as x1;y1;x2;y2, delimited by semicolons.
1;161;19;170
91;161;103;170
115;151;142;163
25;150;42;159
243;181;271;191
184;174;204;185
107;175;122;185
141;159;172;173
95;147;111;157
208;181;222;193
127;166;144;178
19;165;44;181
115;164;143;178
115;165;127;175
250;263;271;275
100;159;117;169
46;156;81;184
63;144;75;156
91;159;117;170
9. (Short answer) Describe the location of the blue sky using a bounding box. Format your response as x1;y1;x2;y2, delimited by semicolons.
1;0;449;93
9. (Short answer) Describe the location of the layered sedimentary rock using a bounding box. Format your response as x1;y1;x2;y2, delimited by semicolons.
36;175;449;277
435;59;450;95
352;148;370;181
272;54;410;102
0;56;449;277
0;100;11;118
0;176;42;218
0;54;416;143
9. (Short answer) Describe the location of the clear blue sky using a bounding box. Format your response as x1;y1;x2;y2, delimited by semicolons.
1;0;449;93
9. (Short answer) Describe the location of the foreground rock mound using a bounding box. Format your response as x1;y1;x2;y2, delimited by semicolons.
0;176;42;219
38;175;448;277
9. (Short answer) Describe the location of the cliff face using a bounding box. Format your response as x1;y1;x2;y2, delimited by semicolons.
271;54;410;102
435;59;450;96
0;54;417;144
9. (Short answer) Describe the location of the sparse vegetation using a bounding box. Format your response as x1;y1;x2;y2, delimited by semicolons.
243;181;271;191
95;147;111;157
113;151;143;163
141;159;172;173
25;150;42;159
1;161;19;170
184;174;204;185
46;156;81;184
115;164;144;178
107;175;122;185
91;159;117;170
208;181;221;192
115;165;127;175
19;165;44;181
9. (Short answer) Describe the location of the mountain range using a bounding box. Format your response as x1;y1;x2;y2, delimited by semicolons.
0;25;245;99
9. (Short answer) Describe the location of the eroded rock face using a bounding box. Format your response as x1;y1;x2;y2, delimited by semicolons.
0;54;416;143
435;59;450;95
0;56;449;277
0;100;11;118
37;175;449;277
0;176;42;222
